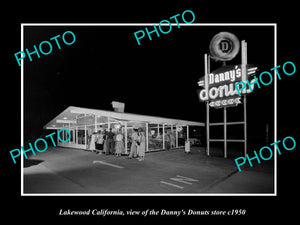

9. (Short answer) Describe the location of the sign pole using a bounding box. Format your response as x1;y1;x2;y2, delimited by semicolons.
241;40;248;157
244;96;247;157
224;107;227;158
205;54;210;156
222;60;227;159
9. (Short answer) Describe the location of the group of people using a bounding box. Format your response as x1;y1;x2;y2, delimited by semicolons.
128;128;145;161
164;130;176;150
88;127;146;161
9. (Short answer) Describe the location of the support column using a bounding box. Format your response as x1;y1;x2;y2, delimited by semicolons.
242;40;248;158
75;115;78;146
146;123;149;152
84;114;87;149
108;117;111;130
244;95;247;158
175;125;178;148
162;124;165;149
205;54;210;156
68;122;71;144
124;121;128;154
94;115;97;132
186;125;189;140
224;107;227;158
75;126;78;145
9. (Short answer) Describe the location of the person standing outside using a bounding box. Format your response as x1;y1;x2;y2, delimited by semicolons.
137;128;146;161
170;131;176;149
89;132;97;152
106;128;115;155
95;130;104;154
103;129;107;154
115;131;124;157
165;130;171;150
128;128;138;158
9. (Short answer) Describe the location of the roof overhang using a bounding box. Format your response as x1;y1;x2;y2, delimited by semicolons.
43;106;205;129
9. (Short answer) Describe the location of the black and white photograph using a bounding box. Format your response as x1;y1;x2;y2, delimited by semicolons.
4;3;298;224
21;24;276;195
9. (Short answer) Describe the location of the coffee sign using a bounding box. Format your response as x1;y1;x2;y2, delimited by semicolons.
198;64;258;108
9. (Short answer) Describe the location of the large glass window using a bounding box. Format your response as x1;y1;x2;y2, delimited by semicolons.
85;115;95;126
77;127;86;145
97;115;108;124
58;127;70;143
70;129;74;143
126;127;133;153
148;124;163;151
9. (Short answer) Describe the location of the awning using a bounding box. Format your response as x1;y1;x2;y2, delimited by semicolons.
43;106;205;129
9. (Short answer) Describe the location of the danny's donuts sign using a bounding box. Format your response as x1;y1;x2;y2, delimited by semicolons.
198;32;258;108
198;64;257;108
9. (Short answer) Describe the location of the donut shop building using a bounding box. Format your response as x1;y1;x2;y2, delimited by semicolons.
43;105;205;153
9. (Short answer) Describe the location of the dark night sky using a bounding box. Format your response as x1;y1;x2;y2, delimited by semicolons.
23;25;275;144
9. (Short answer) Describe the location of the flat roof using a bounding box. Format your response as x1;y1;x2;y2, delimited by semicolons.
43;106;205;129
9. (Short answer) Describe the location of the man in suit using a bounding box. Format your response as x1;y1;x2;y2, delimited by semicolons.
105;128;115;155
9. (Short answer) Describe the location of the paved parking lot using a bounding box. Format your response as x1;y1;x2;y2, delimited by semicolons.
23;146;274;194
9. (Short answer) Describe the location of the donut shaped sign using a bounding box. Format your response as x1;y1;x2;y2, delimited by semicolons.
209;32;240;61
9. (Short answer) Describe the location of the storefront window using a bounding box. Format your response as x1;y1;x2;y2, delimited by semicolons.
77;127;86;145
77;116;85;126
58;127;71;143
97;115;108;124
85;115;95;126
126;127;133;153
70;129;74;142
148;124;163;151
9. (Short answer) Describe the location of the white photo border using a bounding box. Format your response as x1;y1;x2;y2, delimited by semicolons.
20;23;277;196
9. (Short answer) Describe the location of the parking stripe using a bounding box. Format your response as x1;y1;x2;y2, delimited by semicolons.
170;177;193;185
160;181;184;189
93;160;124;169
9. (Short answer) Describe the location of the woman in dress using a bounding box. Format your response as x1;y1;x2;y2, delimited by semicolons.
137;128;146;161
89;132;97;152
115;131;124;157
95;130;104;154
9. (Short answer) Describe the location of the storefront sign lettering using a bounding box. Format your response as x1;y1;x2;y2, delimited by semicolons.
198;64;258;108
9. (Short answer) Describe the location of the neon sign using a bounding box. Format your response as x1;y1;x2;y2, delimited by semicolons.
198;64;258;108
209;32;240;61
